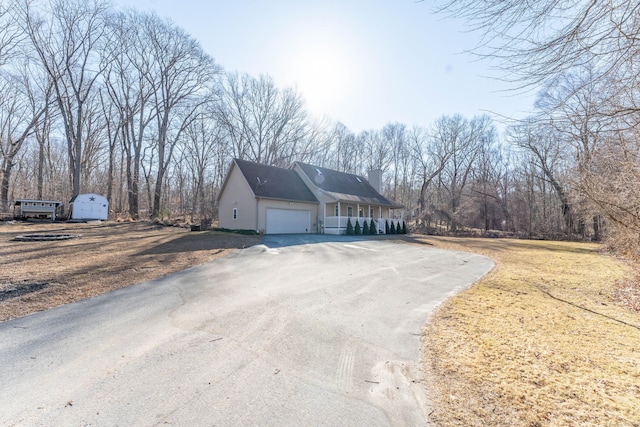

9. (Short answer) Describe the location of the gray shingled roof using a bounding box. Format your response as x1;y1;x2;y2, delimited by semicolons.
233;159;318;203
295;162;403;208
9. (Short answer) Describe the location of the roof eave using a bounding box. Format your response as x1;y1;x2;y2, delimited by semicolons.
255;195;319;204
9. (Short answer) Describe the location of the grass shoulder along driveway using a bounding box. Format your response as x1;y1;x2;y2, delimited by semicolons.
419;237;640;427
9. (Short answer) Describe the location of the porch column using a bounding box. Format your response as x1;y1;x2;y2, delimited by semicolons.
378;206;382;233
337;201;341;231
323;203;326;234
357;203;360;226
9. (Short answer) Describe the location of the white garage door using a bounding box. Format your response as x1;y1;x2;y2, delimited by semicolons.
266;208;311;234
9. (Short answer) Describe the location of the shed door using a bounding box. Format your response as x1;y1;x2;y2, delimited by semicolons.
266;208;310;234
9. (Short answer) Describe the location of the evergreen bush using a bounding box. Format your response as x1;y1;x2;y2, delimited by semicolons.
385;220;390;234
402;220;407;234
355;220;361;235
346;217;354;235
390;221;396;234
362;219;369;235
369;220;377;234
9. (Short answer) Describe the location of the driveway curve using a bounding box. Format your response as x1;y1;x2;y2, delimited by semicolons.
0;235;493;426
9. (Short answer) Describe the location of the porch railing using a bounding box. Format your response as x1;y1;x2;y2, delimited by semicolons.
323;216;394;234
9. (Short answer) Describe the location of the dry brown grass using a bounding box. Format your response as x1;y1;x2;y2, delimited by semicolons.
0;221;260;321
419;236;640;426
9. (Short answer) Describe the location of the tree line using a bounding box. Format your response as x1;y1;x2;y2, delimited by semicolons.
1;0;637;253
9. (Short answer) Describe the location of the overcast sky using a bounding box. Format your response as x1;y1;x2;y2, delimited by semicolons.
114;0;537;134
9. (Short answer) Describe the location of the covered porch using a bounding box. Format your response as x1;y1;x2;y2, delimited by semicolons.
321;201;402;235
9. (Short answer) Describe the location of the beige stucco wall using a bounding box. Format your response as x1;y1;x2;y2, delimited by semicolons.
218;164;258;231
256;199;319;233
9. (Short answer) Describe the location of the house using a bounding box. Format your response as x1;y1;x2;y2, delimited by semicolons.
13;199;64;221
217;159;319;234
69;193;108;220
217;159;403;234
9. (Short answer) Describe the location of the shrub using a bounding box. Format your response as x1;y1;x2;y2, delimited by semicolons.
355;220;361;235
346;217;354;235
385;220;390;234
402;221;407;234
362;219;370;235
212;227;259;235
390;221;396;234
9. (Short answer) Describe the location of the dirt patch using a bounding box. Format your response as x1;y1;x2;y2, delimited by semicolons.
0;221;261;321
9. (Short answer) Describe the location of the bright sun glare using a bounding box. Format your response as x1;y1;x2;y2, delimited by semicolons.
290;41;353;116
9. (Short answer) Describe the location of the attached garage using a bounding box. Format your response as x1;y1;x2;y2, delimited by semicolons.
266;208;311;234
217;159;319;233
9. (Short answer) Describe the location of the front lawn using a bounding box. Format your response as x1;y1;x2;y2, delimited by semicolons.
421;237;640;426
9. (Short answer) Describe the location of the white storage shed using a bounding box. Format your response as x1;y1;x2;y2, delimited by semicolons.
69;193;108;220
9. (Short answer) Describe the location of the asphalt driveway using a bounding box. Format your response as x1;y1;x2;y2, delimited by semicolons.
0;235;493;426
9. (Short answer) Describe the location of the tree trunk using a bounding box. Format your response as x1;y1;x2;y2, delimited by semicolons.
593;215;600;241
1;160;12;212
37;140;45;199
72;103;83;197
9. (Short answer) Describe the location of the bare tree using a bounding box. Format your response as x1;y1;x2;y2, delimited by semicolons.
136;13;221;219
535;68;609;166
103;9;158;219
299;116;337;167
434;0;640;90
22;0;110;197
535;68;619;238
177;103;223;221
0;61;51;210
217;72;308;168
98;88;118;208
508;118;576;236
468;133;508;233
327;122;358;174
435;0;640;241
580;126;640;236
357;129;386;176
382;122;408;201
435;114;493;232
78;90;108;193
0;0;25;67
34;91;54;199
409;125;452;227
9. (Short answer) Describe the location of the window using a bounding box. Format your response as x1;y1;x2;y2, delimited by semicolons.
369;208;373;218
335;205;339;216
232;208;238;220
359;208;363;217
347;207;353;217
